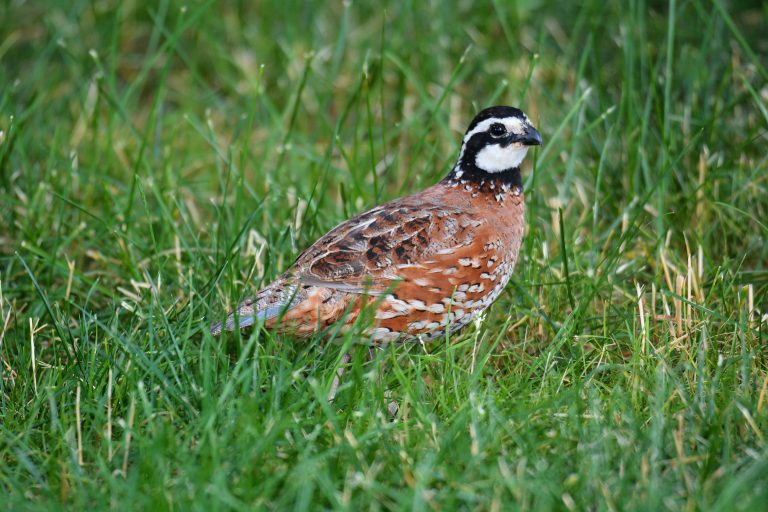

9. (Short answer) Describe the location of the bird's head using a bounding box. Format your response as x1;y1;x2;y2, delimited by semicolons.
456;106;541;175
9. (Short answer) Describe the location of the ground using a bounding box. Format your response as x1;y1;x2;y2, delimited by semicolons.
1;0;767;509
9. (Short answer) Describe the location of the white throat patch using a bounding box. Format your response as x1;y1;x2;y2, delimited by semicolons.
475;144;529;173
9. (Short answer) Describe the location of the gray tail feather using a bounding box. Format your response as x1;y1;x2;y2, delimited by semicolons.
210;277;304;336
210;303;284;336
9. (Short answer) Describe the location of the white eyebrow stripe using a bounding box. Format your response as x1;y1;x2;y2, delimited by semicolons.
463;118;498;142
462;117;527;142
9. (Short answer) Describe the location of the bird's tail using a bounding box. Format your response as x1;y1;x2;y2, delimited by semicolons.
210;276;301;335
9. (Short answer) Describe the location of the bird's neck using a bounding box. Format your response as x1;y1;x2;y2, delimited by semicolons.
441;164;524;202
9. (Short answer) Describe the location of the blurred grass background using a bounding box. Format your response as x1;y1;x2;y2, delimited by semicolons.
1;0;767;509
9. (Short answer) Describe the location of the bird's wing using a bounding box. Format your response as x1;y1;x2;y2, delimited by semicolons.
293;198;484;294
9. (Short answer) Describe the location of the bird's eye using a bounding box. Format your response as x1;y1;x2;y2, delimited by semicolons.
489;123;507;137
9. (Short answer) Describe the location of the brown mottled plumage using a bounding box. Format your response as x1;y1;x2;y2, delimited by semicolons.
211;106;542;342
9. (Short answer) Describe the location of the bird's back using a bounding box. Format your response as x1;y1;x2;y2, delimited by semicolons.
212;179;525;342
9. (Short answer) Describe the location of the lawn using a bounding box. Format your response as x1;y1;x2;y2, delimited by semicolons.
1;0;767;509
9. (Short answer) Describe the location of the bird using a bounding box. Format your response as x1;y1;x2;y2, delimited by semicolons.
211;105;541;343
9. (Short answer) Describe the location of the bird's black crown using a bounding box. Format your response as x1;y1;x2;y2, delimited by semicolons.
465;106;527;134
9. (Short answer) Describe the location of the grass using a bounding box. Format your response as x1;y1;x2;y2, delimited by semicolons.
1;0;767;509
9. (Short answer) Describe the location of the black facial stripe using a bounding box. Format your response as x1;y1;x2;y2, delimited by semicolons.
453;131;524;183
501;135;519;147
460;131;498;169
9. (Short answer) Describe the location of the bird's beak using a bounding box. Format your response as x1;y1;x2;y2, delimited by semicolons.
520;125;542;146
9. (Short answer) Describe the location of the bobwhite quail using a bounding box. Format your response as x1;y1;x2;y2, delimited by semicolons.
211;106;542;342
